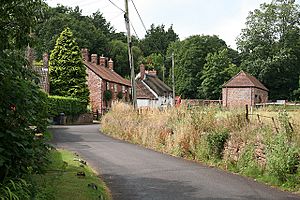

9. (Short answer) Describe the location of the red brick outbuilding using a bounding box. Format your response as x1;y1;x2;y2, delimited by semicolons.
222;71;268;108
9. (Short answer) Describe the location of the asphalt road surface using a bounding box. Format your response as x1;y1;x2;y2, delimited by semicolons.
50;124;300;200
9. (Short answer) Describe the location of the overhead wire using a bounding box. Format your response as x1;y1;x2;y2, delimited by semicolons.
130;0;147;32
107;0;125;13
130;21;139;39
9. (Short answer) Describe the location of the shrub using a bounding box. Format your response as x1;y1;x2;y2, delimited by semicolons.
48;95;87;117
265;132;300;182
117;91;123;100
236;146;263;177
0;51;50;181
206;130;229;159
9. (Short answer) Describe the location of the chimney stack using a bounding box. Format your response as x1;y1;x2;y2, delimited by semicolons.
99;55;106;67
91;54;97;64
140;64;145;80
147;69;157;76
81;48;89;61
108;58;113;70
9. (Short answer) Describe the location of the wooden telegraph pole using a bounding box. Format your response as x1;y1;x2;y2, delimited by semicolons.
172;53;175;106
124;0;137;109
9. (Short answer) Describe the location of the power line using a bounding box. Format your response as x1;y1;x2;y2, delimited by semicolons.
130;21;139;39
131;0;147;32
108;0;125;13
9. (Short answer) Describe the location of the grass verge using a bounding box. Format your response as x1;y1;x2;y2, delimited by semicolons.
31;149;111;200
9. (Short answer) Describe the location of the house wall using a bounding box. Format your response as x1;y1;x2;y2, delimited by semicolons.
222;87;252;107
86;68;103;113
253;88;268;104
101;81;131;111
137;95;173;108
137;99;152;108
222;87;268;107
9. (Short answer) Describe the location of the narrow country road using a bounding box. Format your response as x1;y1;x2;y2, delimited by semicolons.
50;124;300;200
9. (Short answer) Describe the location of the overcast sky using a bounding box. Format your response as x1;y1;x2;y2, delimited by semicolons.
46;0;299;49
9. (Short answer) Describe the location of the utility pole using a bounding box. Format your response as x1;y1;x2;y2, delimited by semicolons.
124;0;137;109
172;53;175;106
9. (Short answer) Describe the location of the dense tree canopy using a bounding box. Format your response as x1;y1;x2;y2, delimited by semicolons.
34;4;115;59
108;39;143;78
49;28;89;102
237;0;300;100
140;24;179;57
167;35;230;98
200;49;240;99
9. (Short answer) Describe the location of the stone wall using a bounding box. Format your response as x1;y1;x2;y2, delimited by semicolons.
65;113;93;125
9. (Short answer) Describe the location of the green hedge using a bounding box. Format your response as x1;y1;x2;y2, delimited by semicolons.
48;96;87;116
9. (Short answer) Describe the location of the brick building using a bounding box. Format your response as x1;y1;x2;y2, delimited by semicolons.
81;48;131;114
222;71;268;107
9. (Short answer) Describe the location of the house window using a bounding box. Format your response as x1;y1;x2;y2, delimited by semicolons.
122;86;125;93
114;84;117;93
106;82;110;90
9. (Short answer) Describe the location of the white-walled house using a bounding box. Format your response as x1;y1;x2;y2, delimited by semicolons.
135;64;173;108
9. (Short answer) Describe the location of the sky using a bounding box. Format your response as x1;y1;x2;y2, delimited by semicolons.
46;0;297;49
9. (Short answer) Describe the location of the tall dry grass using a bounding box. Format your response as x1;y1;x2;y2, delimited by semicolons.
101;102;300;191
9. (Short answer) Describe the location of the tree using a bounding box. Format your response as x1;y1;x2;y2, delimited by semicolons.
166;35;229;98
143;53;165;80
0;0;49;183
237;0;300;99
49;27;89;102
34;4;112;59
140;24;179;57
108;39;143;77
200;49;240;99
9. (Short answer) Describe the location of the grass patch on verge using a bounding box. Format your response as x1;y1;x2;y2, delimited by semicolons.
31;149;111;200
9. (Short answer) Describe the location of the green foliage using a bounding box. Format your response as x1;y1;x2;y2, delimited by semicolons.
0;0;42;51
34;4;114;59
200;49;240;99
108;39;143;77
166;35;229;98
103;90;112;103
49;27;89;103
0;0;49;186
237;0;300;99
140;24;179;56
278;110;294;140
206;130;230;159
0;51;50;181
236;146;263;177
206;130;229;159
117;91;123;100
144;53;165;80
265;132;299;182
0;179;31;200
48;96;87;117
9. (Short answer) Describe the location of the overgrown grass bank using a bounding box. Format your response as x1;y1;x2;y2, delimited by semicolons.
31;149;111;200
101;102;300;193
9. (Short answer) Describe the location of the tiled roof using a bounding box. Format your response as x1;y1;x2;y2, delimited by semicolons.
136;80;157;99
84;61;131;86
223;71;268;91
136;73;172;99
